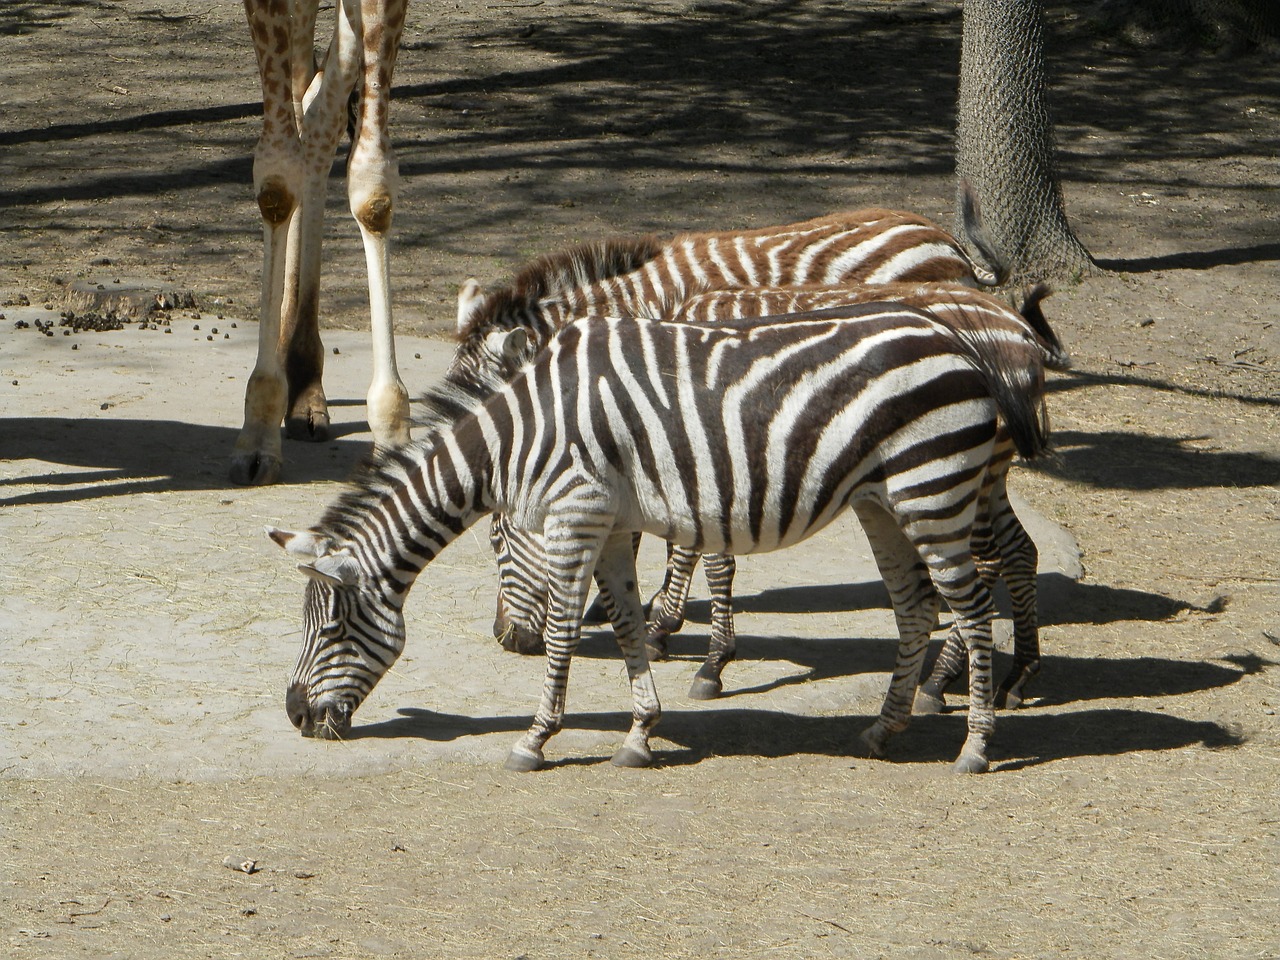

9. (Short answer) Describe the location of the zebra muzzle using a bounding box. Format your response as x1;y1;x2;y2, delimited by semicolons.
287;685;352;739
493;617;546;656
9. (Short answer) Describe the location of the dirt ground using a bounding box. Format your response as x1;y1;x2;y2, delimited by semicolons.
2;1;1278;958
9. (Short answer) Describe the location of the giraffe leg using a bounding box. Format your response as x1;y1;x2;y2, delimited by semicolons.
281;184;330;444
233;0;311;485
346;0;410;451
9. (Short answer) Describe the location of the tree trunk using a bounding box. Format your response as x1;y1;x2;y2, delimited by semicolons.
955;0;1096;281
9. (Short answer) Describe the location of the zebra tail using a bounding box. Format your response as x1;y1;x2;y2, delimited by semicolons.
948;323;1051;462
1018;282;1072;371
959;179;1011;288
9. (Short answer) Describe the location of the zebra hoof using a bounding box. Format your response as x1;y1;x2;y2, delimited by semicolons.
856;726;888;759
610;745;652;768
503;748;544;772
687;676;722;700
644;640;669;663
952;751;990;775
498;624;546;656
994;688;1023;711
913;690;946;715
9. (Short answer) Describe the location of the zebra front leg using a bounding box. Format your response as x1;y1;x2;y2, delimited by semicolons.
593;531;663;767
583;532;639;625
505;512;609;771
688;551;737;700
646;541;698;660
853;502;941;760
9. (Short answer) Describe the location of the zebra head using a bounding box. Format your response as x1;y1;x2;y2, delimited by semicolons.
267;527;407;740
488;515;548;656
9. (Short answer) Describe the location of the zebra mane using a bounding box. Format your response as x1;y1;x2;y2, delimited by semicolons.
316;367;506;537
457;235;666;339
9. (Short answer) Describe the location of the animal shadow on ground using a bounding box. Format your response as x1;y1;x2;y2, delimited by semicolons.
567;570;1234;704
352;703;1244;771
0;416;374;505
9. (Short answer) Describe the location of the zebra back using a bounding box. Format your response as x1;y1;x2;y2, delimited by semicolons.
450;205;1003;384
670;281;1069;371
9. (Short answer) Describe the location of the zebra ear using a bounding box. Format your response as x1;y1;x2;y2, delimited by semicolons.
456;278;484;334
298;551;362;588
484;327;528;365
266;526;325;558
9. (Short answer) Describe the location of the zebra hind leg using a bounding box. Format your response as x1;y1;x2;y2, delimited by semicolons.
915;522;1000;715
852;503;941;761
646;542;697;660
985;488;1041;709
688;551;737;700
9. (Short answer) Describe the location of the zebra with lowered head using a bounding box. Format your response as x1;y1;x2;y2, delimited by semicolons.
269;302;1048;774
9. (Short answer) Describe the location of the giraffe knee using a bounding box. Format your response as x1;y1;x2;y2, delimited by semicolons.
256;177;295;226
355;190;393;234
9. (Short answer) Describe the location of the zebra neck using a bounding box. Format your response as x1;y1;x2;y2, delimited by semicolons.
328;434;494;597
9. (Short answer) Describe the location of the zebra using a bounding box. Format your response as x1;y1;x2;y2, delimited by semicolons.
451;193;1006;654
452;188;1005;386
269;303;1050;774
489;281;1064;705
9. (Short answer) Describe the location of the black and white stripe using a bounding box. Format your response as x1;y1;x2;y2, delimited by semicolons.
454;198;1007;653
271;304;1048;773
493;282;1062;705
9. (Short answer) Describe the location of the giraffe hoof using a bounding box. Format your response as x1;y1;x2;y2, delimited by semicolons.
610;744;652;768
229;451;282;486
285;410;331;443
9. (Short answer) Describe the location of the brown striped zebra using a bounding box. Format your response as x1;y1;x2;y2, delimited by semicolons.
270;304;1050;773
451;192;1007;654
489;282;1063;707
451;187;1005;386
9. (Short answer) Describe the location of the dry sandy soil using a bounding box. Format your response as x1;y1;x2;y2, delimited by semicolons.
2;1;1278;958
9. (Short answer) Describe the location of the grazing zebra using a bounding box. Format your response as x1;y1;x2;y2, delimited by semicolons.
270;304;1049;774
490;282;1064;705
452;193;1006;654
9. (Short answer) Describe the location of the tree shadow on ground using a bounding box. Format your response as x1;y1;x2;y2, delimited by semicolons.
1097;242;1280;273
352;703;1243;771
0;416;372;505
